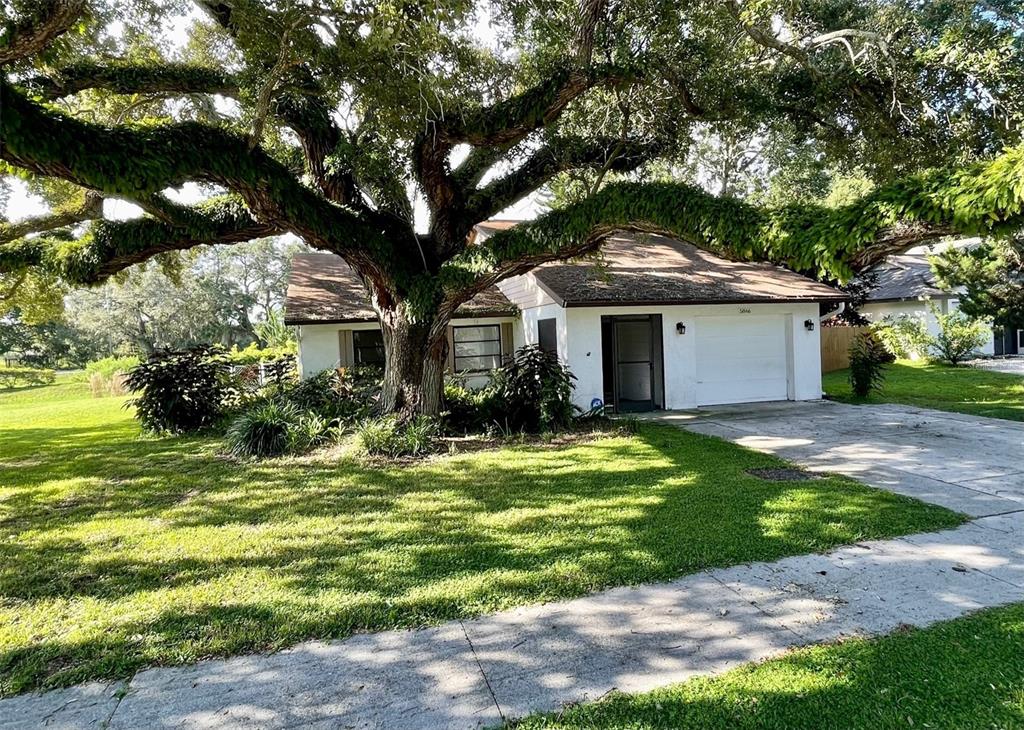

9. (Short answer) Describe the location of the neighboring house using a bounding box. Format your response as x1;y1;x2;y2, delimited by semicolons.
859;245;998;356
285;226;846;411
995;323;1024;356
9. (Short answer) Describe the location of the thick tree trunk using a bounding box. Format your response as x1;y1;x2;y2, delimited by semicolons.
378;306;449;418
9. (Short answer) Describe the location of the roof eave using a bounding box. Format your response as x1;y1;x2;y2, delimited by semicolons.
559;295;848;308
285;308;520;327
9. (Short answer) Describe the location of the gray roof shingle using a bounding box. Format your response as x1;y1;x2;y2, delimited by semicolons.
865;254;950;302
531;232;846;306
285;230;846;324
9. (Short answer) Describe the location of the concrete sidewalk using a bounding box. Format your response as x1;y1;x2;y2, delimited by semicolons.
4;401;1024;729
4;511;1023;730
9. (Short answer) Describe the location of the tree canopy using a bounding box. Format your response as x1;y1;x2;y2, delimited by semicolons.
2;0;1024;413
933;237;1024;325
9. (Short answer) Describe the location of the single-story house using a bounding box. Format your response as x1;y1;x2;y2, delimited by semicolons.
859;245;1002;356
284;226;847;411
284;252;520;390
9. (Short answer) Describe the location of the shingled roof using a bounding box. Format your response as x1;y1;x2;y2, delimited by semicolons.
284;253;518;325
529;232;846;306
864;254;951;302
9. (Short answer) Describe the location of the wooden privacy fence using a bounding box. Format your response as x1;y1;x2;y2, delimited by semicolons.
820;326;869;373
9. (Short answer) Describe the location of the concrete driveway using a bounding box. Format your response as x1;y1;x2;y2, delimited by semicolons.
651;401;1024;518
967;356;1024;376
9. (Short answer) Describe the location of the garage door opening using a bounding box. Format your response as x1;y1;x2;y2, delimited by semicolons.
601;315;665;412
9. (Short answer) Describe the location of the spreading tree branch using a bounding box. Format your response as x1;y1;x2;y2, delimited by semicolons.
440;64;636;149
0;197;281;284
417;0;620;242
437;144;1024;310
0;81;404;289
464;137;660;223
0;0;86;65
22;63;239;100
0;191;103;243
189;0;358;196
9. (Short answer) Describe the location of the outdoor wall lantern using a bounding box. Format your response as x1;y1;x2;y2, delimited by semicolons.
676;322;686;335
804;319;815;331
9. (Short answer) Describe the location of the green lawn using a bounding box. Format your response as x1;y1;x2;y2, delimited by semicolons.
511;602;1024;729
0;379;961;696
823;359;1024;421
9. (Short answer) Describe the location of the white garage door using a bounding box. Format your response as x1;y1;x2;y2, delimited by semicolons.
695;315;790;406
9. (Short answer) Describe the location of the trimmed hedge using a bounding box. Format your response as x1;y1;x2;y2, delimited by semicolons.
0;366;57;389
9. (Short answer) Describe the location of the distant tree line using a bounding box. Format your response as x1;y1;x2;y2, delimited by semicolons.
0;239;298;368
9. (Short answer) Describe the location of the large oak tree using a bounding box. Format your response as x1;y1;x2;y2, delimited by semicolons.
2;0;1024;414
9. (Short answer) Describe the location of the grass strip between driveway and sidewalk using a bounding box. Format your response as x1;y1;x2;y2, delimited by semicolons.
823;359;1024;422
509;602;1024;729
0;379;963;696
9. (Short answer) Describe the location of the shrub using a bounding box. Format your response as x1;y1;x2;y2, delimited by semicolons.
226;342;297;366
225;399;300;457
494;345;577;432
871;315;931;359
848;332;890;397
282;366;381;422
0;365;56;389
85;355;141;380
442;379;499;433
356;414;440;458
288;411;334;453
125;346;230;434
930;307;989;365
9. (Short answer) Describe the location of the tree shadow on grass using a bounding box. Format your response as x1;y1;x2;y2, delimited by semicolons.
0;421;962;696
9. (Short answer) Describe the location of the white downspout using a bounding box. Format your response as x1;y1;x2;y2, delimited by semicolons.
821;302;846;324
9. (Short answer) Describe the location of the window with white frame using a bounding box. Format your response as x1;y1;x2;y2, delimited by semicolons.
453;325;502;372
1018;330;1023;349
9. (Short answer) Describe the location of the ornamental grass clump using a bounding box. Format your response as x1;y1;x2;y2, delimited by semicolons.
85;355;140;396
224;399;338;458
225;400;296;457
356;414;440;458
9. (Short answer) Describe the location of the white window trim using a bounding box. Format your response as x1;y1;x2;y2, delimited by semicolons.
452;324;502;373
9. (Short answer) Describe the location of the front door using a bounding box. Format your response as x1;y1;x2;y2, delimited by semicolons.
601;315;664;412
